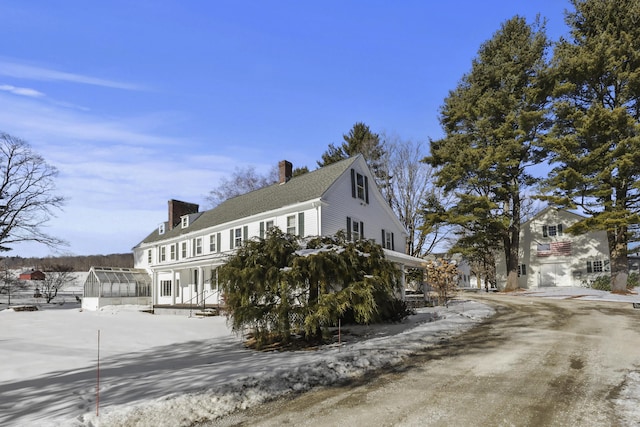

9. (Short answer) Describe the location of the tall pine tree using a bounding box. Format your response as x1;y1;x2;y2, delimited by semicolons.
425;16;550;291
543;0;640;292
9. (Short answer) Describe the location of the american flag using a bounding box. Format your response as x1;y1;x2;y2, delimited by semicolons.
537;241;572;257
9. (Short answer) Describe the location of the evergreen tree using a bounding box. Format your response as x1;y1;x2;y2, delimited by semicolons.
425;16;550;291
543;0;640;292
220;229;404;349
318;122;389;189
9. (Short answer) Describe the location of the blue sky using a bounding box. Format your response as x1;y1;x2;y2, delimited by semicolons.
0;1;570;257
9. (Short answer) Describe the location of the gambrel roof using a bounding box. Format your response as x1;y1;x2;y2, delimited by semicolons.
137;156;360;245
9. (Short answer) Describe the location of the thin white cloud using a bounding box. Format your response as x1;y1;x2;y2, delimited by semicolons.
0;84;44;98
0;59;144;91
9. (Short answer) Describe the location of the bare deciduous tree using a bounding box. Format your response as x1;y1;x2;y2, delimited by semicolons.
0;133;66;251
40;264;74;303
380;135;452;257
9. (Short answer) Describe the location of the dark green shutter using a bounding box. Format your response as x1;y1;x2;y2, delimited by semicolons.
243;225;248;242
298;212;305;237
216;233;221;253
351;169;356;198
346;217;352;241
364;176;369;203
230;229;234;249
259;221;265;239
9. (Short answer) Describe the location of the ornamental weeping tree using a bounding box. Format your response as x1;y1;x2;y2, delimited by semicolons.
543;0;640;292
219;228;300;348
220;228;404;349
425;16;551;291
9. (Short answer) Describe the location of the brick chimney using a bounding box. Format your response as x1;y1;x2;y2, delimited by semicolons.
279;160;292;184
168;199;199;230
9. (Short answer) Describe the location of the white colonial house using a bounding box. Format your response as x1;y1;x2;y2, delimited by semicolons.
133;155;426;309
496;207;611;289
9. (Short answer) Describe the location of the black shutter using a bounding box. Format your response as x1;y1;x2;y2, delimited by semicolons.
391;232;395;250
351;169;356;198
542;225;548;237
381;229;386;247
360;221;364;239
364;176;369;203
298;212;305;237
346;217;352;241
557;224;563;235
522;264;527;275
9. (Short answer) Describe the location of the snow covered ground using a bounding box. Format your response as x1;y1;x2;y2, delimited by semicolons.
1;287;638;426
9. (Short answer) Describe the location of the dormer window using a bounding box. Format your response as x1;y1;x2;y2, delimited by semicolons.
181;216;189;229
159;223;165;235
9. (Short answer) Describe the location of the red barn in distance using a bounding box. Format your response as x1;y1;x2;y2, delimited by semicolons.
18;270;45;281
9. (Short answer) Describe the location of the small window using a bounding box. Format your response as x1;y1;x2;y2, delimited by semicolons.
209;233;217;253
382;229;394;250
347;217;363;241
260;220;275;238
193;237;202;256
518;264;527;276
170;244;176;260
181;216;189;228
234;228;242;247
147;249;152;264
160;246;166;262
181;241;187;258
159;223;165;235
160;280;172;297
350;169;369;203
286;215;296;235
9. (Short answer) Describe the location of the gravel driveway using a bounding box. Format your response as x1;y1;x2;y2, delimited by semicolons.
210;294;640;426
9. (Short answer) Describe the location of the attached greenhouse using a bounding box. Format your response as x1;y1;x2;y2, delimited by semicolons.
82;267;152;311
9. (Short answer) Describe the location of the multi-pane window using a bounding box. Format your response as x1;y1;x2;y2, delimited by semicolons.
193;237;203;256
287;215;296;235
181;241;187;258
260;220;275;238
160;280;172;296
160;246;166;262
543;224;564;237
518;264;527;276
586;260;610;273
350;169;369;203
209;233;217;253
170;244;176;260
347;217;363;241
234;228;242;247
181;216;189;228
147;249;152;264
382;230;394;250
356;173;365;200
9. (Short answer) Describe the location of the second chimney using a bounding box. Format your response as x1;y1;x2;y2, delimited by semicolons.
279;160;292;184
168;199;199;230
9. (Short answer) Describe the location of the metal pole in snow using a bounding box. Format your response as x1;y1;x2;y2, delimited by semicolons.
96;329;100;417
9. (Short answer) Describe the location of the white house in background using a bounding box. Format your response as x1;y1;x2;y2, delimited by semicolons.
133;155;426;309
496;207;610;289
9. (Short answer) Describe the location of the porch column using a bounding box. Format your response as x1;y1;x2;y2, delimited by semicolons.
152;270;158;305
198;266;204;305
399;264;406;300
171;269;176;306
